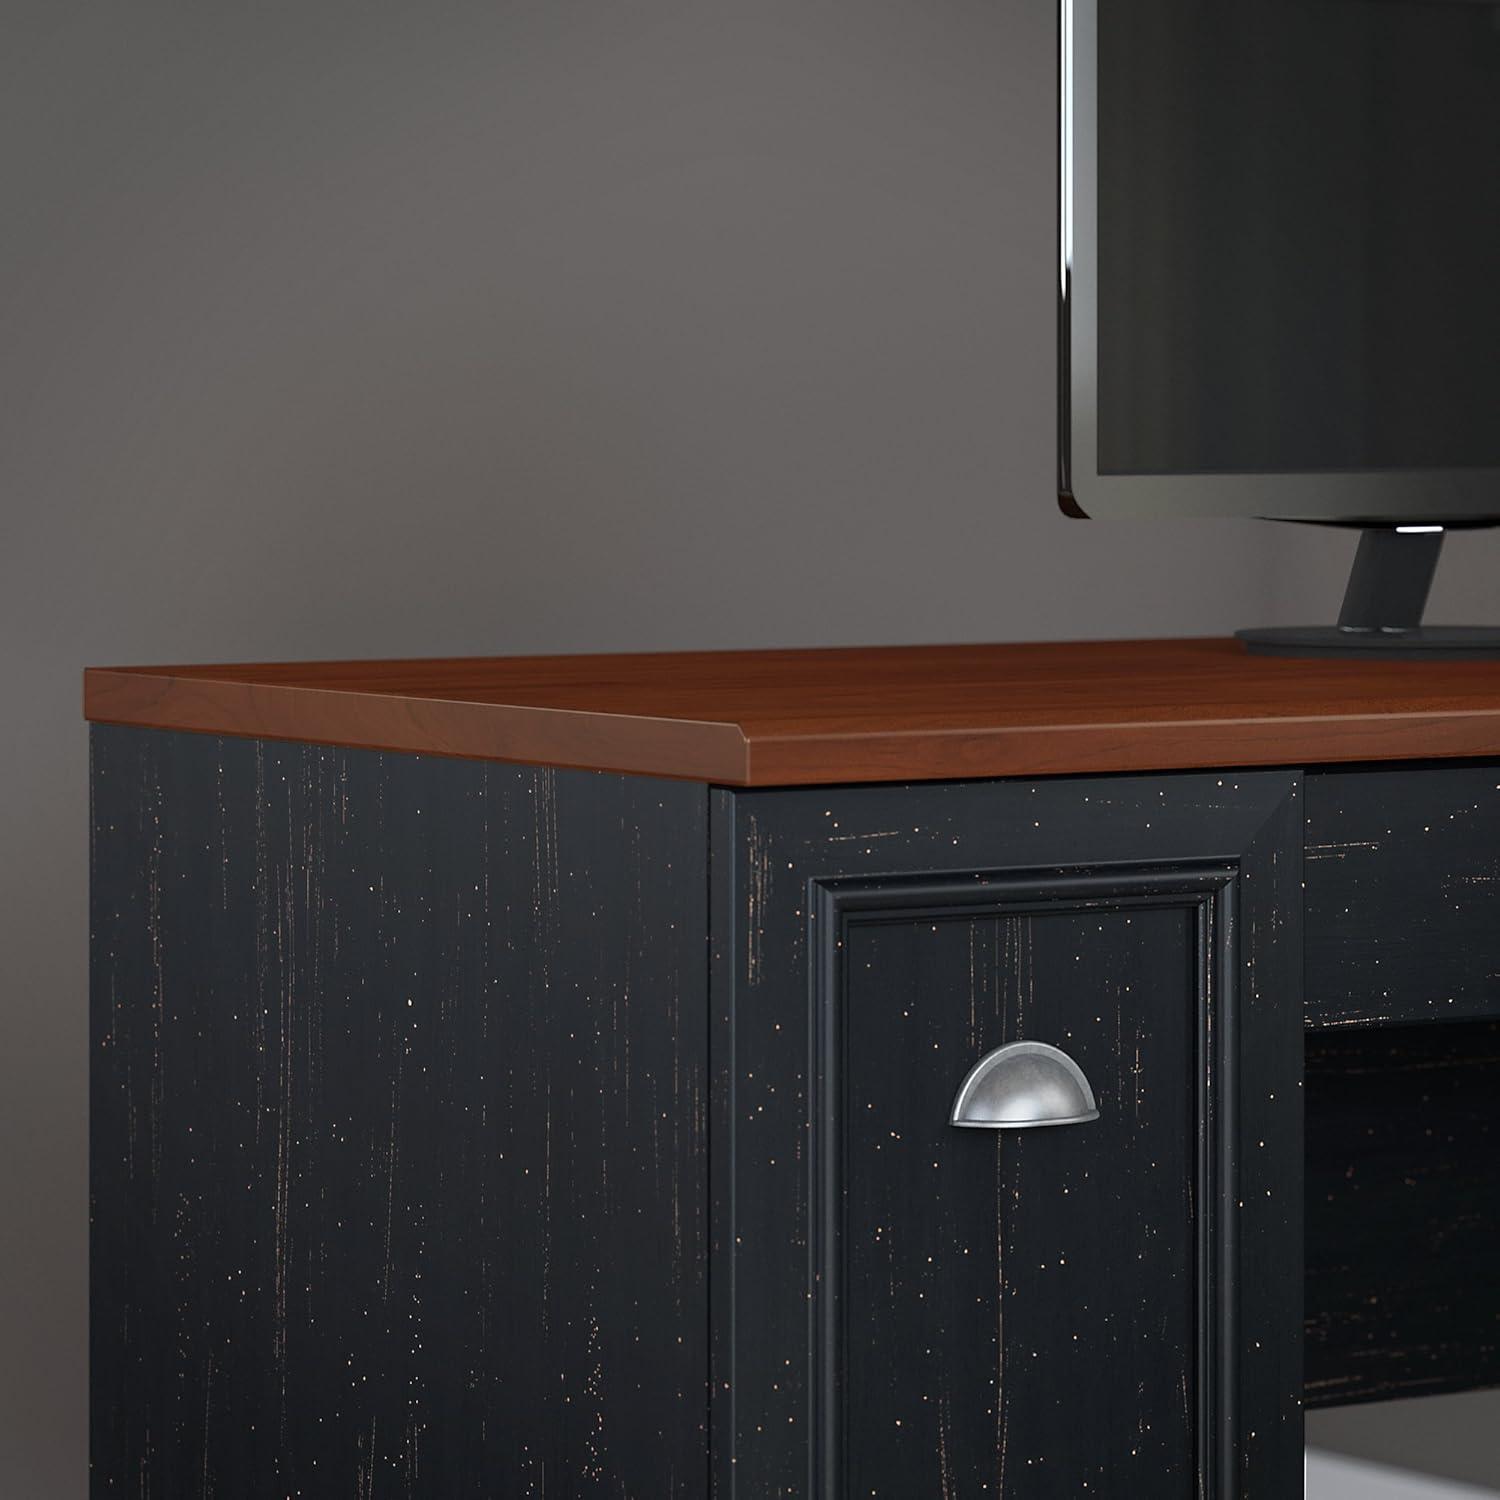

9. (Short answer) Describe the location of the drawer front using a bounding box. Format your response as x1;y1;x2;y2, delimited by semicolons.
711;774;1304;1500
838;877;1201;1497
1306;766;1500;1027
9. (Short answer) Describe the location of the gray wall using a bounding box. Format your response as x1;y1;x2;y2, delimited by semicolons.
1309;1447;1499;1500
2;4;1495;1493
1312;1394;1500;1495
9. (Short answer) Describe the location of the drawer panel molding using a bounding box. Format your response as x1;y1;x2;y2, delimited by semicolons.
810;864;1239;1498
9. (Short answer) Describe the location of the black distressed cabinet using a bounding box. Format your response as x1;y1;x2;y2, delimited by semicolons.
92;729;1304;1497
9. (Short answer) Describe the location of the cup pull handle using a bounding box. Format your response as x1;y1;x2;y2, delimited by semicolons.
949;1041;1099;1130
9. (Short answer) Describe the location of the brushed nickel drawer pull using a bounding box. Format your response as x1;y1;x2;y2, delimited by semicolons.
949;1041;1099;1130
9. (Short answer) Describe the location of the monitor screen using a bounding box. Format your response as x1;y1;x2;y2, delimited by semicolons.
1065;0;1500;518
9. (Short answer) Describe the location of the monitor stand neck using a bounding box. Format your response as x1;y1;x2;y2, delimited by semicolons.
1238;525;1500;659
1336;527;1443;634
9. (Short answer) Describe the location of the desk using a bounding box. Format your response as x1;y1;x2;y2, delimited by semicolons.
85;639;1500;1498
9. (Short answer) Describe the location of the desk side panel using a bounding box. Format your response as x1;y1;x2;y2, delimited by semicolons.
89;727;709;1496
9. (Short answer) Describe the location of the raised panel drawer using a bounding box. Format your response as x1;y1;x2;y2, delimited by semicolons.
831;869;1212;1496
711;772;1304;1499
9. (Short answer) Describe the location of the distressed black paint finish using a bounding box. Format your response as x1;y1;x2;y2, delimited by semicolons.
91;727;708;1497
93;728;1315;1497
837;881;1202;1498
1305;1020;1500;1409
711;773;1304;1499
1306;765;1500;1026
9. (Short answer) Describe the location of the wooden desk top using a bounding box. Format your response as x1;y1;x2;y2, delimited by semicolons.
84;638;1500;786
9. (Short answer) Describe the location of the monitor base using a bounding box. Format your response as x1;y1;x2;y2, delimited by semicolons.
1240;524;1500;659
1238;625;1500;660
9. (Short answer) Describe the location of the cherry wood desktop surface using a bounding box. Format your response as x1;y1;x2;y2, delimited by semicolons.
84;638;1500;786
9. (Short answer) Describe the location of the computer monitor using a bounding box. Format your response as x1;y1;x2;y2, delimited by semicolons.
1059;0;1500;656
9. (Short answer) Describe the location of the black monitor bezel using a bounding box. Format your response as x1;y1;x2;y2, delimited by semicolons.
1058;0;1500;524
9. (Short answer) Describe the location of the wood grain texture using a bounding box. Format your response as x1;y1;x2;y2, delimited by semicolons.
1305;1022;1500;1409
90;726;709;1497
710;772;1304;1498
85;637;1500;786
1306;766;1500;1026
